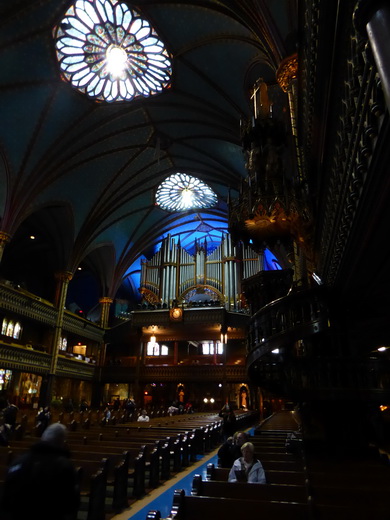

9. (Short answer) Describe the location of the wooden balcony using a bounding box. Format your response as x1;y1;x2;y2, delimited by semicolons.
246;287;390;401
0;342;96;380
0;281;105;342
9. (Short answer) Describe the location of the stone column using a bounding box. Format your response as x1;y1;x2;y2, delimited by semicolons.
276;53;301;181
99;297;113;328
134;332;144;407
0;231;11;263
221;329;228;403
51;271;73;374
40;271;73;406
97;297;113;368
173;341;179;365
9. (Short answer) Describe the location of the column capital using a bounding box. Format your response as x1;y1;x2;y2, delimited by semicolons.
99;297;113;304
0;231;11;244
276;53;298;93
54;271;73;283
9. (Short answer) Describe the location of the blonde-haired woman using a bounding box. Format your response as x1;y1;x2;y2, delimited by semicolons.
228;441;266;483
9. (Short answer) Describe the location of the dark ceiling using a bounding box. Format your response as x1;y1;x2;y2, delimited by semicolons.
0;0;297;309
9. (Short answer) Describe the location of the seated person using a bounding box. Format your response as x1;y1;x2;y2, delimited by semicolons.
218;431;248;468
167;404;179;416
101;407;111;426
137;409;150;422
228;441;266;484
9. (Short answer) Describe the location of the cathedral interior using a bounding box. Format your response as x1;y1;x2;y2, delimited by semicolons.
1;0;390;449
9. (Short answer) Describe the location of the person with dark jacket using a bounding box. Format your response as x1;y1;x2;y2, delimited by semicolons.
218;431;248;467
1;422;80;520
36;405;51;434
3;402;18;431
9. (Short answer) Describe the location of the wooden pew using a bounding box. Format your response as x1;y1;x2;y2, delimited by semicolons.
191;474;309;503
147;488;310;520
65;429;191;467
78;468;107;520
5;441;137;515
206;463;307;485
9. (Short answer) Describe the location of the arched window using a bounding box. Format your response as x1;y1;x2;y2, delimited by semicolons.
6;321;14;337
146;342;168;356
59;336;68;351
1;319;8;335
201;341;223;355
13;322;22;339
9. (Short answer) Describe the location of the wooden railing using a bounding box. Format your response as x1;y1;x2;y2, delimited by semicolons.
247;288;329;363
246;287;390;401
0;342;96;380
0;282;105;342
101;363;248;383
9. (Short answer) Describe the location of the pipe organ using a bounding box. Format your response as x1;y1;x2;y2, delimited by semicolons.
140;234;265;311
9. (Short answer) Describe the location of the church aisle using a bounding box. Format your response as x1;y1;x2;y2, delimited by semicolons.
111;451;220;520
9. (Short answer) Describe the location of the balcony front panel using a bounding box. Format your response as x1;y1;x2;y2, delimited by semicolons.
101;364;248;383
0;343;97;380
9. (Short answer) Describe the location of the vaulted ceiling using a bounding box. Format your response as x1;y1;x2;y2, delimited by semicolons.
0;0;297;310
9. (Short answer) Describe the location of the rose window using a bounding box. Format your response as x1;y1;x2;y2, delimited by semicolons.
156;173;218;212
54;0;172;102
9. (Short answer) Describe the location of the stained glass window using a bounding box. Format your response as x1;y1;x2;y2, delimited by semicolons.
13;322;22;339
6;321;13;337
202;342;223;355
54;0;172;102
1;319;22;339
146;342;168;356
1;319;7;335
156;173;217;212
58;336;68;351
0;369;12;390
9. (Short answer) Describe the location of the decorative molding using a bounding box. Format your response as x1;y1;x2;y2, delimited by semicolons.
0;282;105;342
55;271;73;283
101;364;248;383
276;53;298;93
99;297;114;304
0;231;11;244
0;343;95;379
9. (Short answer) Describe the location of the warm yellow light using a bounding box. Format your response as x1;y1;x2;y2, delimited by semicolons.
150;335;156;344
106;45;127;77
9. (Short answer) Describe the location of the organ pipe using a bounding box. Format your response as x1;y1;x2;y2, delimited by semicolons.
140;233;266;309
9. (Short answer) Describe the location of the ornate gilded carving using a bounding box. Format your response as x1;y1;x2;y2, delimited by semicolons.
0;231;11;244
99;297;113;304
276;53;298;92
